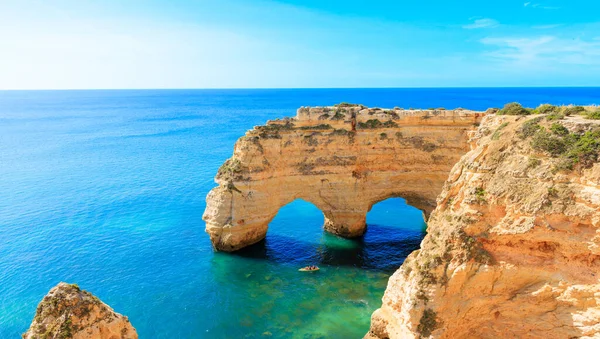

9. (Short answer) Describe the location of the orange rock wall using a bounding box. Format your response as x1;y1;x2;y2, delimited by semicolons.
203;106;483;251
367;114;600;339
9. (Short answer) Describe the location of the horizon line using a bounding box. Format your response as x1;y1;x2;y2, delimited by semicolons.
1;86;600;91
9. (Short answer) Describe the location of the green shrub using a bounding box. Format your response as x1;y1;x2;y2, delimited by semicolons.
531;129;567;157
562;106;585;116
256;121;294;138
520;117;600;171
550;123;569;136
383;110;400;118
534;104;559;114
585;111;600;120
330;128;350;136
261;122;294;131
335;102;365;109
475;187;486;203
527;157;541;169
380;133;387;140
491;122;509;140
357;119;398;129
553;158;574;172
298;124;332;130
217;158;244;180
332;109;345;120
357;119;382;129
565;130;600;168
546;112;564;121
518;117;543;139
417;309;438;337
407;136;437;152
497;102;531;116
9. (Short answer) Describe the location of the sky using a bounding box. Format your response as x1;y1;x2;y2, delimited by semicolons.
1;0;599;89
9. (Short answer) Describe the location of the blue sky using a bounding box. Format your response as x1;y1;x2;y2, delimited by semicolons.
1;0;599;89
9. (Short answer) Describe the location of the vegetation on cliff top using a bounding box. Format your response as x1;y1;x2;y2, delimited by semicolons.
297;124;333;130
334;102;366;108
586;111;600;120
517;118;600;171
256;121;294;139
357;119;398;129
496;102;599;120
217;158;245;181
497;102;532;115
30;283;108;339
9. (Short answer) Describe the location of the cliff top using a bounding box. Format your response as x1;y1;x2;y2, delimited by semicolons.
23;282;137;339
259;102;599;132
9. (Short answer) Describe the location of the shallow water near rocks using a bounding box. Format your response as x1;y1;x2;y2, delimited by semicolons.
1;88;598;338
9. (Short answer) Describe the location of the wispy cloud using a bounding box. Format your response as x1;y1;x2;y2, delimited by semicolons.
532;24;563;29
480;35;600;66
524;2;560;10
463;18;499;29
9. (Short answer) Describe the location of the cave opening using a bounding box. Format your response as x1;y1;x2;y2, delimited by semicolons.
234;197;425;272
363;197;426;272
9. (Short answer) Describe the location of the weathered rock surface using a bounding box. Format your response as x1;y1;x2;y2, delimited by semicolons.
23;282;137;339
203;105;484;251
367;114;600;338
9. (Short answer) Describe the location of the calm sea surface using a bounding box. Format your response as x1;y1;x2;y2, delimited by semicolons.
1;88;599;338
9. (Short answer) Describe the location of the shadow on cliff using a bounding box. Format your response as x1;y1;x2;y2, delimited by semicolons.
229;223;425;273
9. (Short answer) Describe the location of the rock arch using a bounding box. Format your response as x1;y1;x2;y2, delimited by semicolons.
203;105;484;251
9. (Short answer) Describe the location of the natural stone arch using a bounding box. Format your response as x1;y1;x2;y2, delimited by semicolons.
203;105;484;251
366;193;431;224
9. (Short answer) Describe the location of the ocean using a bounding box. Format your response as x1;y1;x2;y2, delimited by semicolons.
1;88;599;338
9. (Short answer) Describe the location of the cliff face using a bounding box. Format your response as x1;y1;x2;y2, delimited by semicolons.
203;105;484;251
23;283;137;339
367;114;600;338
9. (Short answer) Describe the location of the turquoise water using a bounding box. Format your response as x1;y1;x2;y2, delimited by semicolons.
1;88;599;338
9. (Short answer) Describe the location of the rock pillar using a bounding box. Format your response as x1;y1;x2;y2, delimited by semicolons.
323;210;367;237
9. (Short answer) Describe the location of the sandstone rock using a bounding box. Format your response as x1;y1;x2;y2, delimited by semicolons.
367;114;600;338
203;105;484;251
23;282;137;339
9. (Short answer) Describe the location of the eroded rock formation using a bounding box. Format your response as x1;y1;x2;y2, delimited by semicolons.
367;114;600;338
23;282;137;339
203;105;484;251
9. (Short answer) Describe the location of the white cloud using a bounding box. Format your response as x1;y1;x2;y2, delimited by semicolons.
524;2;560;9
463;18;499;29
480;35;600;66
532;24;563;29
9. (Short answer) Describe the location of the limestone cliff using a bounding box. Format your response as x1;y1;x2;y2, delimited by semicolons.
23;282;137;339
367;114;600;338
203;104;484;251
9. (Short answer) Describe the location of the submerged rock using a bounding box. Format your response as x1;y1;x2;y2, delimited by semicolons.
23;282;137;339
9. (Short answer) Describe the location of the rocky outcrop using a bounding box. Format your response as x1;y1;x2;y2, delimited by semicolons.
23;282;137;339
203;105;484;251
367;114;600;338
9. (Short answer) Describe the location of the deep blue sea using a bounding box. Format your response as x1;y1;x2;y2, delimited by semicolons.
1;88;599;338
